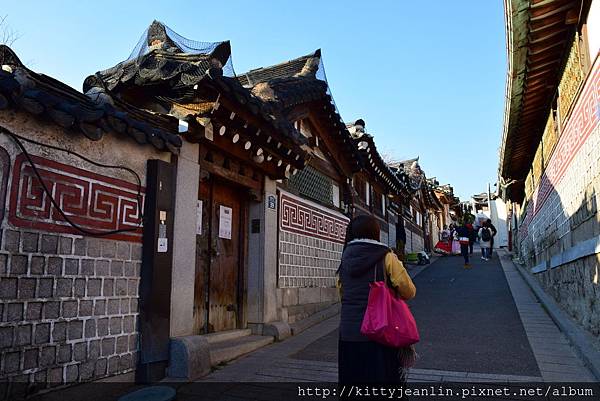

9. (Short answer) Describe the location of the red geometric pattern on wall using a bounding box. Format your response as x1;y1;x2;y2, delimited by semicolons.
9;153;144;242
280;192;348;244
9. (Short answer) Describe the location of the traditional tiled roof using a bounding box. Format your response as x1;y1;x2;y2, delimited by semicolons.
84;21;232;95
83;22;309;168
0;45;181;153
238;50;320;87
347;120;406;195
250;76;328;109
239;50;328;109
389;157;419;170
239;50;361;172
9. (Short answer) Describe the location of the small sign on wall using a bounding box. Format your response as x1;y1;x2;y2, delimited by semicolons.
157;238;168;253
219;205;232;239
267;194;277;210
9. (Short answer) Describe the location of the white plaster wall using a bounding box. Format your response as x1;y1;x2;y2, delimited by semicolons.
490;198;509;248
587;0;600;62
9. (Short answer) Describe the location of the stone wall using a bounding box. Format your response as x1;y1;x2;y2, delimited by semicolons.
405;218;425;253
276;287;339;323
516;54;600;340
0;112;168;398
0;233;141;393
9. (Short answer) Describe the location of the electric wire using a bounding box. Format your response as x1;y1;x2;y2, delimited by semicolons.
0;125;144;236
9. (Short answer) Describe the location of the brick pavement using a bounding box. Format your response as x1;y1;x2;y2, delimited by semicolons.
497;249;596;382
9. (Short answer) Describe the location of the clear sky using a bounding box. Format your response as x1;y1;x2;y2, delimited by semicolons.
2;0;506;201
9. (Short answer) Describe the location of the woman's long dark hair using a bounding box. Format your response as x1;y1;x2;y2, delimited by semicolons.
343;214;381;249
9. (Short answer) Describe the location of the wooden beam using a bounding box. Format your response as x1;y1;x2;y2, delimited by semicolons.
530;3;576;22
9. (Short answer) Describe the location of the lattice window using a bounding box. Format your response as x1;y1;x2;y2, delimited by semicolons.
287;165;334;206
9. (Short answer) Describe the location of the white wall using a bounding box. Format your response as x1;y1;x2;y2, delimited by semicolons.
587;0;600;61
490;198;509;248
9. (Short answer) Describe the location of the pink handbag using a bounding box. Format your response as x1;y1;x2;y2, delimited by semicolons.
360;258;419;348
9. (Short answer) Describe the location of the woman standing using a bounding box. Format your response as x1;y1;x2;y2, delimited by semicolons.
450;224;461;255
337;215;417;385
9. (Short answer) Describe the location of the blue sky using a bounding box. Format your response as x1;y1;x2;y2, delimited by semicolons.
2;1;506;200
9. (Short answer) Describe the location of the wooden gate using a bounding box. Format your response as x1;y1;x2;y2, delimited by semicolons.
193;177;244;333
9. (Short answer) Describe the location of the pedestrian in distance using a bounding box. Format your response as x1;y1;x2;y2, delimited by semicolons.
336;215;416;386
479;222;493;260
466;222;476;255
455;221;471;268
449;224;461;255
486;219;497;257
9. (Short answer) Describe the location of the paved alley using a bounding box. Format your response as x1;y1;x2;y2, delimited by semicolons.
174;250;596;395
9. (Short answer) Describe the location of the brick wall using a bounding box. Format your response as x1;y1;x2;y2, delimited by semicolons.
516;53;600;339
0;232;141;395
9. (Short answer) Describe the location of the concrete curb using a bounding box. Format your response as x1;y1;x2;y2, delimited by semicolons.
500;250;600;381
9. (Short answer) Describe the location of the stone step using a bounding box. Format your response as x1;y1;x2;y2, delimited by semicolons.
210;335;274;366
203;329;252;345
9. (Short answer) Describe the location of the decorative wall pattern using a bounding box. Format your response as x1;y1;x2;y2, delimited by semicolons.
280;192;347;244
521;54;600;235
516;54;600;339
279;190;348;288
0;146;9;223
9;154;144;242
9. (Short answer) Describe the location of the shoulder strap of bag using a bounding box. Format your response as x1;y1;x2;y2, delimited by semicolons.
372;250;391;283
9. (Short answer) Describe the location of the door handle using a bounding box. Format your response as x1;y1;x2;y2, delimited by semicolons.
226;304;236;312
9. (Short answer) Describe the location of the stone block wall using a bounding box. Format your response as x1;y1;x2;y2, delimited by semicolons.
0;232;141;395
516;54;600;340
276;287;339;323
536;254;600;337
405;226;425;254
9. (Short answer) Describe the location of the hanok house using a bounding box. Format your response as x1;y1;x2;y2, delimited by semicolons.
346;120;407;248
84;22;308;379
0;45;181;398
431;183;460;228
236;50;360;324
500;0;600;345
421;179;444;253
425;178;446;247
389;158;429;254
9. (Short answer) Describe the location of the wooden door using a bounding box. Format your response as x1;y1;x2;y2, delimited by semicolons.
209;180;242;332
193;177;244;333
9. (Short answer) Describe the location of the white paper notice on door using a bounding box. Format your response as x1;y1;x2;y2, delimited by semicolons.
196;200;203;235
219;205;232;239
